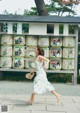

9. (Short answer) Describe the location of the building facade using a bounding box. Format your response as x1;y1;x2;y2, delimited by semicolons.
0;14;80;84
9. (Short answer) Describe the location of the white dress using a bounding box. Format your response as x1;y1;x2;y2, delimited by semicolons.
33;56;55;94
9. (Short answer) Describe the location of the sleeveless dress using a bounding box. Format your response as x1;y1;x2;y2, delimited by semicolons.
33;56;55;94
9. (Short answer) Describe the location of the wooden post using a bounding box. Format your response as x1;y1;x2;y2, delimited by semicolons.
73;28;78;85
71;74;74;83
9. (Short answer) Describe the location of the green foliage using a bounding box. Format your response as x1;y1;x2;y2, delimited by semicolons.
24;7;38;16
46;0;76;16
23;0;76;16
47;73;72;83
2;72;33;81
2;72;80;84
22;23;29;33
1;72;72;83
2;0;76;16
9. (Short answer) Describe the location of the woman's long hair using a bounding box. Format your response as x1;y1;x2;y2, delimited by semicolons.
37;45;44;56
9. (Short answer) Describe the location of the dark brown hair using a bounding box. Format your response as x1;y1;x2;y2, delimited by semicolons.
37;45;44;56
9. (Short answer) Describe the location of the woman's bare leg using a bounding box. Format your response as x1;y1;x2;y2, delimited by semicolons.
51;90;61;102
28;92;35;103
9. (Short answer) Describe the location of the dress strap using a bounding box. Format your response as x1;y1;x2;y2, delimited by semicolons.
36;55;43;64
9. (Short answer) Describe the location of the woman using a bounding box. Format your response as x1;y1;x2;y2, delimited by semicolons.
28;46;61;104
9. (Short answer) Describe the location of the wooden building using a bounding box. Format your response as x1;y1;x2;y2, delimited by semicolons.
0;14;80;84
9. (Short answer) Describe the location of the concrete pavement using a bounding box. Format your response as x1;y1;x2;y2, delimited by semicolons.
0;81;80;113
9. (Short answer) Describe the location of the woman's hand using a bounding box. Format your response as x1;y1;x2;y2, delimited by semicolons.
30;68;35;74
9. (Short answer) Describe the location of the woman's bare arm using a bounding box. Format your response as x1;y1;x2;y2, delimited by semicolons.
38;55;50;68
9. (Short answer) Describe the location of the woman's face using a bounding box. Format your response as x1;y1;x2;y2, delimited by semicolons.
35;48;39;56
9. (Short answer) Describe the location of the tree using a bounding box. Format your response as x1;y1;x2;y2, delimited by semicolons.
2;0;78;16
47;0;76;16
1;0;80;16
24;0;76;16
34;0;48;15
3;10;9;15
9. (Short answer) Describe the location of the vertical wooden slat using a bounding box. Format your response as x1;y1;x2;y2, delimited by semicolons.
8;22;13;34
17;23;22;34
64;24;68;36
54;24;59;35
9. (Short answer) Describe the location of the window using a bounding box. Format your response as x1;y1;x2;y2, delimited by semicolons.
47;24;54;34
69;25;75;34
0;23;3;32
22;23;29;33
59;24;64;34
78;29;80;42
13;23;17;33
0;23;8;32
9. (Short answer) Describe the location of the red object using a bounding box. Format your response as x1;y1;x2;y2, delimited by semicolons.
51;61;56;64
59;0;80;4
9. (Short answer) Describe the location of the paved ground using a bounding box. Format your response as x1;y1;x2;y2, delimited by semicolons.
0;81;80;113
